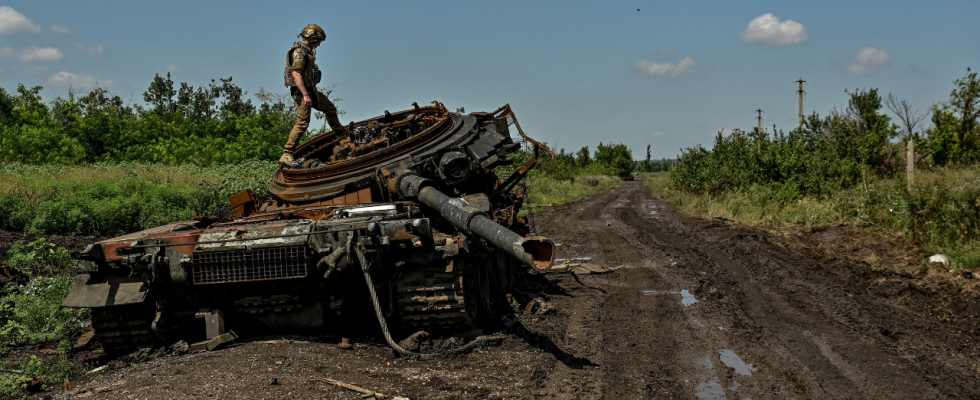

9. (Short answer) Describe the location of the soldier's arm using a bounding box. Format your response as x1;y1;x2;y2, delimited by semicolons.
291;71;312;108
289;48;313;108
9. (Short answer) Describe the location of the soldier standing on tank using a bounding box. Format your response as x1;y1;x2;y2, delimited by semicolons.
281;24;347;165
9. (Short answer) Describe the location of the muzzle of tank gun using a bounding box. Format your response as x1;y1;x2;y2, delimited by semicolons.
395;174;556;272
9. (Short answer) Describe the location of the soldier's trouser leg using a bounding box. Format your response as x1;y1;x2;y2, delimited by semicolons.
286;91;314;153
313;92;345;137
286;89;345;152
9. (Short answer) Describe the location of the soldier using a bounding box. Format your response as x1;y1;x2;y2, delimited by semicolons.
282;24;346;165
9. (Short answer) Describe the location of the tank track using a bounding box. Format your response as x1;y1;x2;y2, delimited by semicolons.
91;304;156;354
394;261;472;332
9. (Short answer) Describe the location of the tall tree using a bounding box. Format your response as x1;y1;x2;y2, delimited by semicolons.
949;67;979;147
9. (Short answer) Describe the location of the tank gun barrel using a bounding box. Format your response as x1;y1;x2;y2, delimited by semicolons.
397;174;555;272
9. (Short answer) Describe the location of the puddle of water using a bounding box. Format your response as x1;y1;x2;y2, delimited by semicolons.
729;380;741;391
649;210;658;215
623;265;635;269
679;289;699;306
555;243;562;247
670;262;678;266
694;358;727;400
718;326;727;331
693;319;705;327
641;290;658;296
719;349;757;376
696;379;727;400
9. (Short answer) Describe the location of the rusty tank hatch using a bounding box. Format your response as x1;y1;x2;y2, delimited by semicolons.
62;102;556;355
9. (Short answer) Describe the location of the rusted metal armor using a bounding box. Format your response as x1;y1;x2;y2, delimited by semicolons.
62;103;556;355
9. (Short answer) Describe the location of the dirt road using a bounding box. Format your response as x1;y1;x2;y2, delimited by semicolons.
54;181;980;399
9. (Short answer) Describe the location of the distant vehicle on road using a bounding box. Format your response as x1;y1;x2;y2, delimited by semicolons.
621;173;635;181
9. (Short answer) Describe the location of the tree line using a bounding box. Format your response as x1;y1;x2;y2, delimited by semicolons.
669;68;980;198
0;73;329;166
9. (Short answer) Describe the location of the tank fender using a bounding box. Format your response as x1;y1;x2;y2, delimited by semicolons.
61;273;149;308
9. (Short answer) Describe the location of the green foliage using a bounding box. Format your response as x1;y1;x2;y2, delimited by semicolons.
920;68;980;165
0;242;85;398
0;354;75;398
5;239;74;275
649;165;980;268
0;161;278;236
594;142;635;177
671;88;899;198
0;75;338;166
526;174;621;207
0;275;84;347
526;142;634;182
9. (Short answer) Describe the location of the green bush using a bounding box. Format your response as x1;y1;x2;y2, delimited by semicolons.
0;354;74;398
0;75;333;166
671;88;899;198
0;275;83;347
4;239;74;274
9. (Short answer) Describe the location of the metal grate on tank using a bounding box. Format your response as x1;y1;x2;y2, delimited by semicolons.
191;246;308;284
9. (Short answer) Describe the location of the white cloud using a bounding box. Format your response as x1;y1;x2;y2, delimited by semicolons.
19;46;64;62
48;71;113;88
0;6;41;35
651;131;666;137
51;24;71;35
846;47;891;75
633;57;697;77
740;13;808;47
75;43;104;57
166;63;188;73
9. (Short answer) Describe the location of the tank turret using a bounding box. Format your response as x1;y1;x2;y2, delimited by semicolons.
62;102;556;354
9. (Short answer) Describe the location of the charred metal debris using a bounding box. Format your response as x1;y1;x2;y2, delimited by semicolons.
62;103;557;355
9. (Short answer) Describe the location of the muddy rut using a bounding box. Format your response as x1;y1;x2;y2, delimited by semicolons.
532;181;979;399
52;181;980;399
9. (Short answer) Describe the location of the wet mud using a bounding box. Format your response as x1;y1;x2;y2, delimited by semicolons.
34;181;980;399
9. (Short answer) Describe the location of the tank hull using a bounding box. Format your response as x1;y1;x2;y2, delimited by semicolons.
62;103;554;353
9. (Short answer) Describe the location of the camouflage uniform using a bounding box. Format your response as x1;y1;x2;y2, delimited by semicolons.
284;40;345;153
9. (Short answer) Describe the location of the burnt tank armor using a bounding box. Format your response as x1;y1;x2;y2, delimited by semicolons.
62;102;556;354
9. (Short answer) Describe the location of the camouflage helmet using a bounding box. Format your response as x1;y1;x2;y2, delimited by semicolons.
300;24;326;41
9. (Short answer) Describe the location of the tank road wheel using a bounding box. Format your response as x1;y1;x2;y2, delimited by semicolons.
394;261;472;333
91;303;156;355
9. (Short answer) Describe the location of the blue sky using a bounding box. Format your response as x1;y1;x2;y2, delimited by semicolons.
1;1;978;159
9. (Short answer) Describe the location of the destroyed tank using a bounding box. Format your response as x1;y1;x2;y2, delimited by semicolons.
62;102;556;354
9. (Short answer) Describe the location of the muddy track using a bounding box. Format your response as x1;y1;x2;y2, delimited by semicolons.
48;181;979;399
533;181;979;399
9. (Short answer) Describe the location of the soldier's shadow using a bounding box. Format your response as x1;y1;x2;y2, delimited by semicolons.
510;318;597;369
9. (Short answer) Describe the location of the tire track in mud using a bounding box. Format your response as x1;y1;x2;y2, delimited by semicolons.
534;181;976;399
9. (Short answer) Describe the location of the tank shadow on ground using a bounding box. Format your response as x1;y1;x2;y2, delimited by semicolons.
510;318;597;369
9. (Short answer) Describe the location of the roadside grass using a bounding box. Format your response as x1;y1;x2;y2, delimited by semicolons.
646;166;980;269
526;173;622;209
0;161;279;236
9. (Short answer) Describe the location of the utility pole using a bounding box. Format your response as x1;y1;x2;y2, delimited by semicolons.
796;78;806;129
755;109;764;132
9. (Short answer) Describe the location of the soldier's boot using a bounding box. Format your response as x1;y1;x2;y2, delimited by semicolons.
279;150;295;166
330;123;348;141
